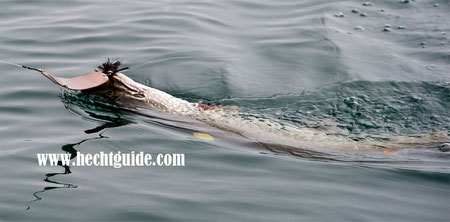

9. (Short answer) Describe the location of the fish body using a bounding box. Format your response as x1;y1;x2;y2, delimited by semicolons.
88;72;449;154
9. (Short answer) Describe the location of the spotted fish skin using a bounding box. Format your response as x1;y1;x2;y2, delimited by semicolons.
104;73;449;153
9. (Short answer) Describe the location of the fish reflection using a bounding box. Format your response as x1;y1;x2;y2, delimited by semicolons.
27;109;134;210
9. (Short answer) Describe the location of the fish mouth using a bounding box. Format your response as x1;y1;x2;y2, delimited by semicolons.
111;73;146;98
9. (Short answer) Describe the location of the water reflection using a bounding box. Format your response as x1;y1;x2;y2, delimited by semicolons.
27;103;134;210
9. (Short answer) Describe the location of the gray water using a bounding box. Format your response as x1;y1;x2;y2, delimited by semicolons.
0;0;449;221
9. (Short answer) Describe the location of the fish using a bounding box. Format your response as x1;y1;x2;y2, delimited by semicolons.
76;59;449;157
21;58;446;160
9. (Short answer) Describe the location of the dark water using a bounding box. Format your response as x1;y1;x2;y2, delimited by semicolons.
0;0;449;221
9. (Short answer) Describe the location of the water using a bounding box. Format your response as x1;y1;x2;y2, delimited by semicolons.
0;0;449;221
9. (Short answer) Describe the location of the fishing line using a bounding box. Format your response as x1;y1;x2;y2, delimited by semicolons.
0;59;45;73
0;59;65;86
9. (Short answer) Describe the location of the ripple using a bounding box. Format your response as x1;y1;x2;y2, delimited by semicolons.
0;0;449;220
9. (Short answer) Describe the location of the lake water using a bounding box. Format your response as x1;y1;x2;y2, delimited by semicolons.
0;0;449;221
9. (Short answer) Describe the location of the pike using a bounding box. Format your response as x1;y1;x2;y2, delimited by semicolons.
2;58;447;157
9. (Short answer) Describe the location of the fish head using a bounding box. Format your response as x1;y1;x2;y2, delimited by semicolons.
83;59;145;100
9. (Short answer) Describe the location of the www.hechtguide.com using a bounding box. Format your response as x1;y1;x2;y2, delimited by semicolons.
37;151;185;168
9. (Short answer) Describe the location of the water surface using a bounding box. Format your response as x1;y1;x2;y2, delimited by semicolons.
0;0;449;221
